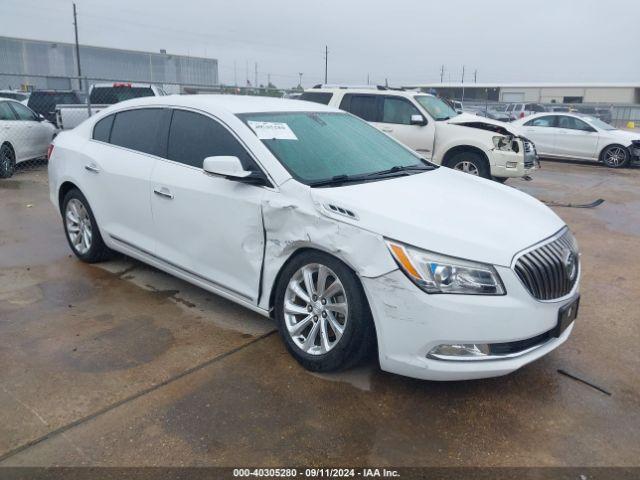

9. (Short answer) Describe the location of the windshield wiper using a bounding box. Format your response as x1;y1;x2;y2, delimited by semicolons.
365;164;435;177
308;174;368;188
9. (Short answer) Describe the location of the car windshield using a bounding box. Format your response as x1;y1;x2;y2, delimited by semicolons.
414;95;458;120
239;111;431;185
583;116;616;131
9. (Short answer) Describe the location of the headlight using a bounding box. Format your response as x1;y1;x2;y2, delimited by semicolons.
386;241;505;295
492;135;519;152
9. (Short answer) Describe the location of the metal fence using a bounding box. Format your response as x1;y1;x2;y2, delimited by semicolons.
0;71;302;178
3;70;640;179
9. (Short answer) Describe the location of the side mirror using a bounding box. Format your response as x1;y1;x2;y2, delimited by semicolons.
37;114;46;122
410;114;428;126
203;156;268;186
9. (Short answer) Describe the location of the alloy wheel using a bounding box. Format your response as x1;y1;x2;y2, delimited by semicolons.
65;198;93;255
454;160;480;175
604;147;627;167
283;263;348;355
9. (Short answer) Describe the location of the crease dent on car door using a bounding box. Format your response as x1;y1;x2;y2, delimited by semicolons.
150;109;266;303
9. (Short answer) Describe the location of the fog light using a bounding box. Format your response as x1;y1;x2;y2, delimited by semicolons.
428;343;491;361
506;161;518;169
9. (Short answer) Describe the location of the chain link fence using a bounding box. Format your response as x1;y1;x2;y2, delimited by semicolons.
1;72;302;178
3;70;640;179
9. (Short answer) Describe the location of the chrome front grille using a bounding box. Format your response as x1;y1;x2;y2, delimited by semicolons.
514;229;579;300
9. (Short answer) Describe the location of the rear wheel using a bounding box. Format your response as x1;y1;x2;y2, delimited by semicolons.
274;251;376;372
446;151;490;179
0;144;15;179
62;188;112;263
602;145;629;168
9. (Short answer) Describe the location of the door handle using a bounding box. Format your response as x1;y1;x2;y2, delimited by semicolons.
153;187;174;199
84;164;100;173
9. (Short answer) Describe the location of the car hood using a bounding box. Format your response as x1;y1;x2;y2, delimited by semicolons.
609;129;640;144
310;168;565;267
445;112;525;137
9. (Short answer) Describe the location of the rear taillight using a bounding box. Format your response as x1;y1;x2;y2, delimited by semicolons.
47;144;54;160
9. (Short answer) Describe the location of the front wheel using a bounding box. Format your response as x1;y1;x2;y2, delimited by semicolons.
602;145;629;168
62;188;112;263
446;151;491;179
274;251;376;372
0;144;16;179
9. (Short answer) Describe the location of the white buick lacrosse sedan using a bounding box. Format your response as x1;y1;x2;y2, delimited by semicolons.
48;95;580;381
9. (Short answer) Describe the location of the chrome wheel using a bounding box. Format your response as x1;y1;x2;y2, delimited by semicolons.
283;263;348;355
65;198;93;255
453;160;480;175
604;146;627;167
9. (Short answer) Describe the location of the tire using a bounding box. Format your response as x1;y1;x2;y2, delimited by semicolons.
62;188;112;263
446;150;491;179
274;251;376;372
601;145;629;168
0;143;16;179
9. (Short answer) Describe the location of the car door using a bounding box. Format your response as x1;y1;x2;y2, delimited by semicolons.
81;108;167;254
521;115;559;156
150;109;265;303
377;96;434;157
7;101;43;159
0;101;26;161
554;115;600;160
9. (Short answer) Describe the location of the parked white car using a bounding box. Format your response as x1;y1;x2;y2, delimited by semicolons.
48;95;580;381
513;112;640;168
301;88;538;182
0;99;57;178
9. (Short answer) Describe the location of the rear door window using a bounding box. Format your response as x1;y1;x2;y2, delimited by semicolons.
109;108;167;156
9;102;38;121
339;94;380;122
525;116;557;127
0;102;16;120
167;109;255;170
300;92;333;105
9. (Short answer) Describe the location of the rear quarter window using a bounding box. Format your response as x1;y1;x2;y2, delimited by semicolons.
92;115;114;142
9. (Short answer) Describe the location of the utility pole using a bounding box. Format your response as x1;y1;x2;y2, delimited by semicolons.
254;62;258;89
367;73;370;85
474;69;478;83
461;65;465;83
245;60;249;86
234;61;237;86
267;73;271;88
440;64;444;83
72;3;82;90
324;45;328;84
298;72;303;88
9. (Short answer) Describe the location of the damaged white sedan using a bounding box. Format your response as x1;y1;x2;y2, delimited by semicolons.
48;95;580;381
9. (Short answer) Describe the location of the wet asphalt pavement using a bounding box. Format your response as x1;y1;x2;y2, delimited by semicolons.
0;161;638;467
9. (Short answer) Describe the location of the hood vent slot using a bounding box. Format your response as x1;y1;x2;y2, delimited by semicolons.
324;203;359;220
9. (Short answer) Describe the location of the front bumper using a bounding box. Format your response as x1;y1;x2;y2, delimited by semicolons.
361;266;578;381
489;140;539;178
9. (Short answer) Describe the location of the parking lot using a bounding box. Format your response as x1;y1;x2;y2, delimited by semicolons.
0;160;638;467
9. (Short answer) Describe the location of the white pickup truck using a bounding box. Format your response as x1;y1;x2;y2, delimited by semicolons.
55;83;165;130
301;87;539;182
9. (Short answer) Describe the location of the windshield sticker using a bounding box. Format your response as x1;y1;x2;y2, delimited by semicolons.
248;121;298;140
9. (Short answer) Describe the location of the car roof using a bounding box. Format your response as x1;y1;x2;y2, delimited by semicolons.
304;88;434;99
105;94;342;114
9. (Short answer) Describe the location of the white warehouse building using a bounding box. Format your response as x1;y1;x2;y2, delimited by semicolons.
404;83;640;104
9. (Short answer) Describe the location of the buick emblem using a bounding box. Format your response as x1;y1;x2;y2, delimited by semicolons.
562;249;578;281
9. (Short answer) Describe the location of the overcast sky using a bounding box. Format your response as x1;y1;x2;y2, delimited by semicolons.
3;0;639;87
